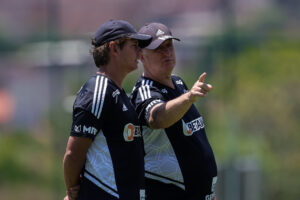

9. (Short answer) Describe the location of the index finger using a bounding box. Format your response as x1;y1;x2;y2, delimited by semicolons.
198;72;207;82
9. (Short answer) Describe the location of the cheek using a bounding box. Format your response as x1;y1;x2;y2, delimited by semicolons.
152;54;162;62
129;50;137;59
150;57;161;67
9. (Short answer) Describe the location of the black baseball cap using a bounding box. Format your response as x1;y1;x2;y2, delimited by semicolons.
138;22;180;50
94;20;152;48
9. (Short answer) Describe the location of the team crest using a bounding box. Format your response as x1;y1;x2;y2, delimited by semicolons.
161;88;168;93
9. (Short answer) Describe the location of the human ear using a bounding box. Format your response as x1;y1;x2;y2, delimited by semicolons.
109;41;119;56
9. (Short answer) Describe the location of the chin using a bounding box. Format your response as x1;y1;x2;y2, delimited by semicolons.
165;63;175;71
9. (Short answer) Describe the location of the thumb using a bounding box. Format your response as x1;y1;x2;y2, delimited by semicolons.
198;72;207;82
207;83;213;90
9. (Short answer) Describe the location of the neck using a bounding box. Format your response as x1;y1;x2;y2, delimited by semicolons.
98;62;127;88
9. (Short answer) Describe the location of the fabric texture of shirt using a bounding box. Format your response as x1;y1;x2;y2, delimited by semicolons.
130;75;218;199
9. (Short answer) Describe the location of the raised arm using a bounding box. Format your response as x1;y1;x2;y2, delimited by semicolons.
148;72;213;129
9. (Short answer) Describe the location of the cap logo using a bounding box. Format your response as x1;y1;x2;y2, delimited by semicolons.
158;35;172;41
156;29;165;36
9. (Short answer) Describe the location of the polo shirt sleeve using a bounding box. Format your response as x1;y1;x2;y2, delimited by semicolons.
70;84;108;139
131;85;165;126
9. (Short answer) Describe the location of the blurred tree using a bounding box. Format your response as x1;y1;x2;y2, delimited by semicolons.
207;35;300;199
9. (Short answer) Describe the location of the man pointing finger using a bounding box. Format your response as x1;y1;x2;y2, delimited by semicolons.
130;22;218;200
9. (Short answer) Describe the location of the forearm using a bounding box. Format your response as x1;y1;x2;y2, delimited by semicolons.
149;92;193;129
63;136;92;190
63;152;85;189
148;72;213;129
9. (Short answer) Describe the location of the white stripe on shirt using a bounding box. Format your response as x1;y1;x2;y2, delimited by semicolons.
91;76;108;119
97;78;108;119
92;75;100;114
139;87;145;101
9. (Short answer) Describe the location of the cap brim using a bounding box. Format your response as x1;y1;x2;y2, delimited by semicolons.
146;36;180;50
129;33;152;48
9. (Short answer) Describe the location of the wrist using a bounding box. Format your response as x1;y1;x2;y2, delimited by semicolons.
185;91;197;103
66;184;80;192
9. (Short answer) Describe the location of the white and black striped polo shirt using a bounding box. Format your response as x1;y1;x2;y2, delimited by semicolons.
130;75;218;199
70;73;145;200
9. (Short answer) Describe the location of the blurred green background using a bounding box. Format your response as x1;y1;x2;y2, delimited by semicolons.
0;0;299;199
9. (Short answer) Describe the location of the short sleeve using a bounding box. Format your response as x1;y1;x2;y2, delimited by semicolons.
131;85;165;125
70;107;103;139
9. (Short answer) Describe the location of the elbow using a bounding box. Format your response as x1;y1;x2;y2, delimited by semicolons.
148;119;161;129
148;103;171;129
63;150;84;172
148;116;169;129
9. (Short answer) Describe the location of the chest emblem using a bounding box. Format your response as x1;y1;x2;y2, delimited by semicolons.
182;117;205;136
161;88;168;94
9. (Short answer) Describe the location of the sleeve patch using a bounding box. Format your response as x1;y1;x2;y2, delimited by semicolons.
70;108;101;139
145;99;163;122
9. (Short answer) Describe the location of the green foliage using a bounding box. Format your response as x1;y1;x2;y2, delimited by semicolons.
0;131;43;184
206;37;300;199
0;129;66;199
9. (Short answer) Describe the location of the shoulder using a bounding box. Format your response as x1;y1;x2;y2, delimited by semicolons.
130;76;165;107
131;76;154;90
131;76;161;96
74;75;113;113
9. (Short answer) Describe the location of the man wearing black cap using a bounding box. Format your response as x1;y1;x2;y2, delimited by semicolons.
130;22;218;200
63;19;151;200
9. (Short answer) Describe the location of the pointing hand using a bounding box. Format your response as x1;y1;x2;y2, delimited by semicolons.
188;72;213;102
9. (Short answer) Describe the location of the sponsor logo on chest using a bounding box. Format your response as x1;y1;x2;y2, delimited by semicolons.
182;117;205;136
123;123;142;142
